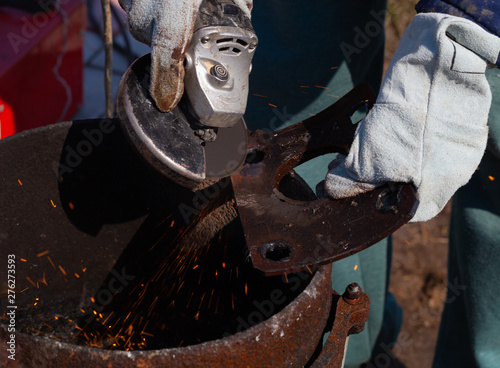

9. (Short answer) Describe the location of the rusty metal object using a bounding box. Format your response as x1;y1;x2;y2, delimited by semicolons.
0;119;368;367
0;264;370;368
0;267;333;368
310;284;370;368
231;84;418;275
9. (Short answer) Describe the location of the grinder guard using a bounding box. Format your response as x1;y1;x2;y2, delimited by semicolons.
117;0;257;189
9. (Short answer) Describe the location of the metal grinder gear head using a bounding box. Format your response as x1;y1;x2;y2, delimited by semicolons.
117;0;257;189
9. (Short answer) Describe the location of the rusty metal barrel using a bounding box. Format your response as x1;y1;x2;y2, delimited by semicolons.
0;120;369;367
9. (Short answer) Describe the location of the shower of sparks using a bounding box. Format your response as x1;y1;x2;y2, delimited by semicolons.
16;185;314;353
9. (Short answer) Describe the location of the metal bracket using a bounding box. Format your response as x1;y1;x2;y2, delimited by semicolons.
231;84;418;275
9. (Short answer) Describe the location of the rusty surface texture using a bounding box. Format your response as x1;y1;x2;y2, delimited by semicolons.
310;284;371;368
231;84;418;275
0;266;334;368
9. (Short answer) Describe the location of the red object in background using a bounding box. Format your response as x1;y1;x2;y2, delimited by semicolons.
0;0;86;139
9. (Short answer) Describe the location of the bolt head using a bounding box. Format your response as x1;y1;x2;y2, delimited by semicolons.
201;36;211;44
344;282;362;300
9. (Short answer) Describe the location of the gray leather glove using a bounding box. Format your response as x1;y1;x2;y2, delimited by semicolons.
324;13;500;222
118;0;253;112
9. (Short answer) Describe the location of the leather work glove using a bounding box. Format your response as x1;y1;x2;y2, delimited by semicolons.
323;13;500;222
118;0;253;112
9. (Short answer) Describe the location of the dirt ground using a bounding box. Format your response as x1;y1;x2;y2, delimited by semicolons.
384;2;450;367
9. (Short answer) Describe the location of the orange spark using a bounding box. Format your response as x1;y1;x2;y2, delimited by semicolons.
26;276;37;288
68;202;75;210
354;265;358;271
315;85;329;89
58;265;67;276
327;94;339;98
192;265;199;270
18;179;23;186
253;93;268;98
47;256;56;269
74;273;80;278
37;250;49;258
50;200;57;208
489;176;495;181
20;258;27;262
268;103;277;108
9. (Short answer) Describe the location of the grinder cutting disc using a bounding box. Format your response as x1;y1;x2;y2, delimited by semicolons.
116;53;248;189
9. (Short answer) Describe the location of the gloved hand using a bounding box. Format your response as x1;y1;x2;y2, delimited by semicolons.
323;13;500;222
118;0;253;112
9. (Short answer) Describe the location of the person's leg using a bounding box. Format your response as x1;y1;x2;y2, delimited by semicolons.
433;69;500;368
247;2;397;367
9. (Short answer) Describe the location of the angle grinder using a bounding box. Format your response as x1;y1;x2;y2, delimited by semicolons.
117;0;257;189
